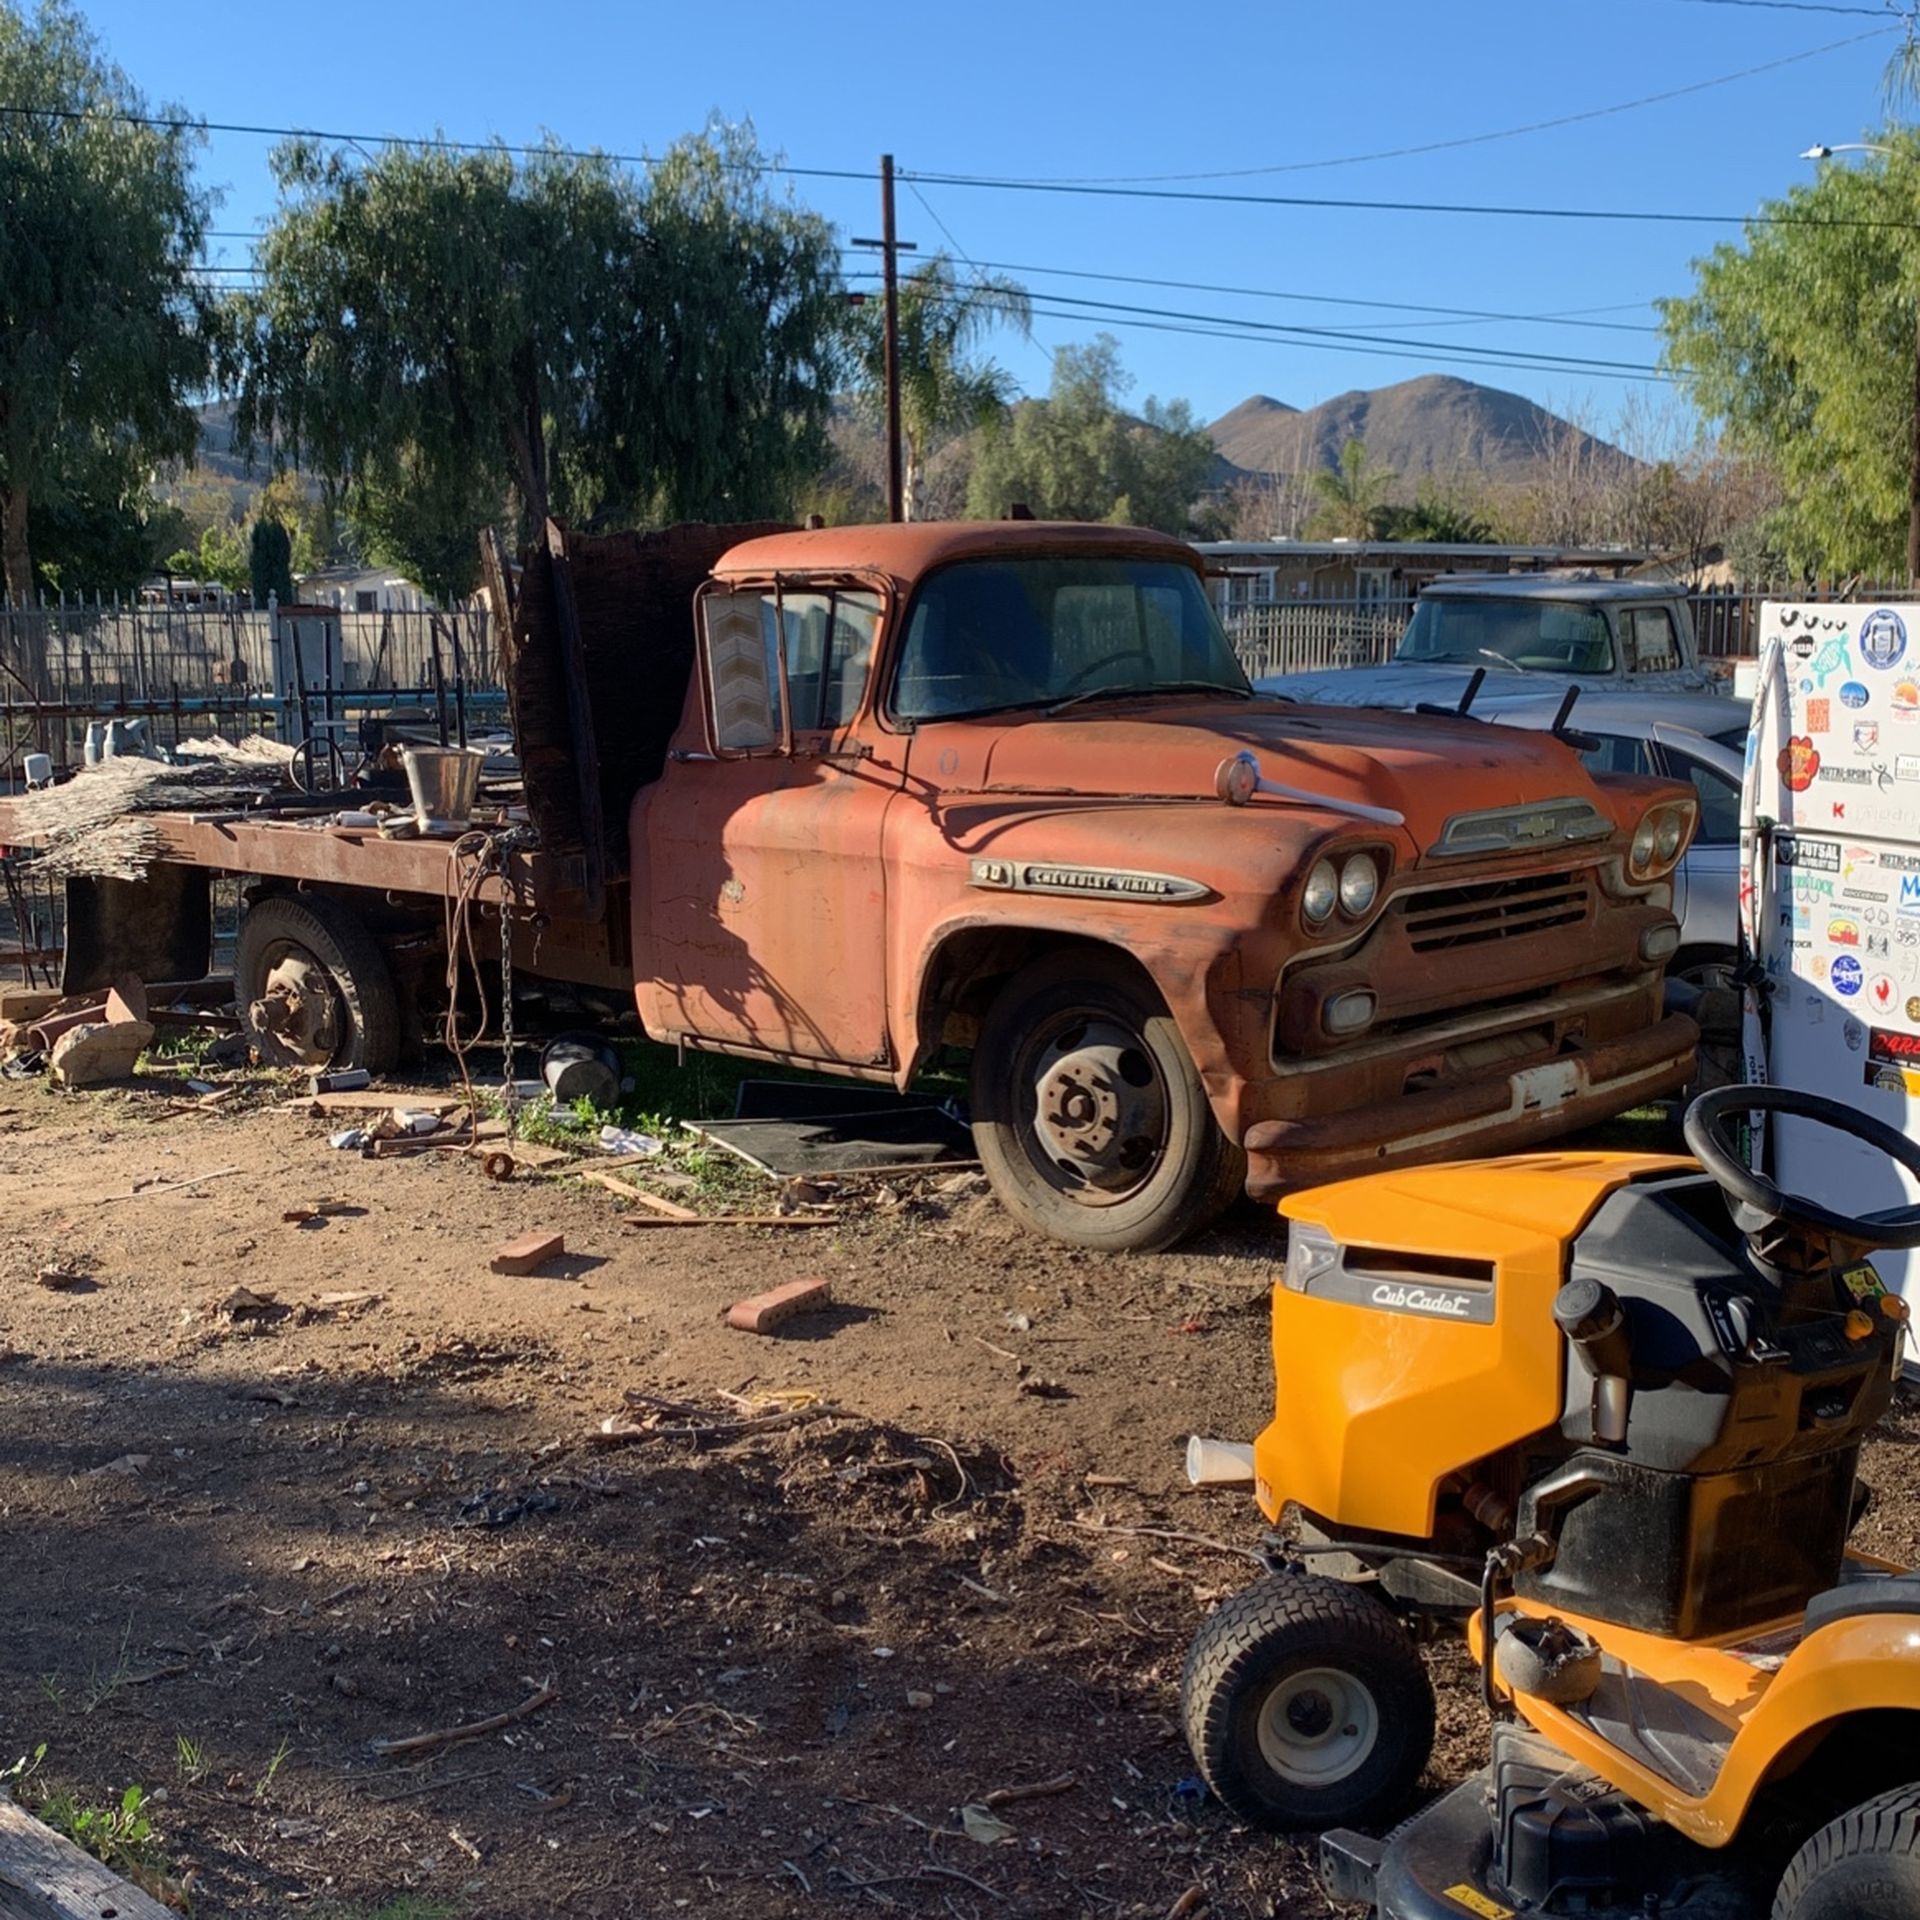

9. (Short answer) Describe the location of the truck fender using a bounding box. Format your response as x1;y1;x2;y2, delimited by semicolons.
900;909;1253;1135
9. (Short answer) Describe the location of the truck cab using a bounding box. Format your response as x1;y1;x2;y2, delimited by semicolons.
630;523;1699;1251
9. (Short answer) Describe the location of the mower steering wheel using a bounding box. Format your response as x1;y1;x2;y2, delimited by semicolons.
1684;1084;1920;1250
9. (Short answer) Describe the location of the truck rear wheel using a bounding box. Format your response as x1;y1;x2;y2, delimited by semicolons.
970;949;1244;1251
237;893;400;1074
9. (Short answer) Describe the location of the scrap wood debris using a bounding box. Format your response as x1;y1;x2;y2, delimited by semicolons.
367;1678;556;1759
7;736;292;880
590;1387;843;1451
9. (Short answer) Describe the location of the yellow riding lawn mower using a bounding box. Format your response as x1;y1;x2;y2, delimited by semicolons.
1182;1087;1920;1920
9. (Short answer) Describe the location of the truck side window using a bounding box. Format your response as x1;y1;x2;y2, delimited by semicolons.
703;587;883;750
704;591;783;751
778;590;881;732
1622;607;1680;674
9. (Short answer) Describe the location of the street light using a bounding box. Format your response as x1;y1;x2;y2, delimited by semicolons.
1803;141;1919;583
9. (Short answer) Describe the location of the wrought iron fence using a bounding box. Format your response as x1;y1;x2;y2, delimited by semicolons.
1222;584;1858;679
0;599;498;778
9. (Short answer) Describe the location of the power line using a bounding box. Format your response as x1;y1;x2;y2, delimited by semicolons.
905;253;1662;335
1672;0;1899;14
0;100;872;183
1016;298;1673;383
1008;289;1663;375
991;26;1893;183
903;167;1920;228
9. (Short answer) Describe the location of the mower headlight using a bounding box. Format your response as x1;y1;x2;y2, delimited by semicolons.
1339;853;1380;918
1302;859;1338;926
1284;1221;1341;1294
1628;799;1697;882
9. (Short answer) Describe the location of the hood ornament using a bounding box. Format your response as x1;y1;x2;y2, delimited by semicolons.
1215;750;1406;828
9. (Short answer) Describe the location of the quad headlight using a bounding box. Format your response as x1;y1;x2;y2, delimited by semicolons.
1303;851;1384;930
1628;799;1697;882
1339;852;1380;917
1303;859;1339;924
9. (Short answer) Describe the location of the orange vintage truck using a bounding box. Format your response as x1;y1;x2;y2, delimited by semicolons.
3;518;1699;1250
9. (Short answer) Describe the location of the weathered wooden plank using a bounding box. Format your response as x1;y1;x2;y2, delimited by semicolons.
0;1794;178;1920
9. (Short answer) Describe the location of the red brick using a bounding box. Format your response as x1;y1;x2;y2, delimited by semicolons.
490;1231;565;1275
727;1275;832;1335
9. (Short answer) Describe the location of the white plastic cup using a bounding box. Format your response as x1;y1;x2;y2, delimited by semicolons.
1185;1435;1257;1486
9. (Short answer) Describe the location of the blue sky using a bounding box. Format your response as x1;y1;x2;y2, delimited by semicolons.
76;0;1913;441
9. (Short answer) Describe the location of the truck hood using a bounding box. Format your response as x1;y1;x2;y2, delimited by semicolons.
961;698;1627;849
1257;661;1710;708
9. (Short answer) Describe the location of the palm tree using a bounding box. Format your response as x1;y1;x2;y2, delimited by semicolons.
852;255;1030;520
1305;438;1397;540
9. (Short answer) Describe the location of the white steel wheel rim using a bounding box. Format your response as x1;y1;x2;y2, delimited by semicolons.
1255;1666;1380;1786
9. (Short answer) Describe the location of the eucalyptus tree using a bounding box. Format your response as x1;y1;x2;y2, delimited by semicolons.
0;1;214;617
231;124;844;586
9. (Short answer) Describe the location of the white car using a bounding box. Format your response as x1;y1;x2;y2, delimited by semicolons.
1486;692;1745;985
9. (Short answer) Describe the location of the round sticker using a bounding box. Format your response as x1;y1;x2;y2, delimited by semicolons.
1834;954;1865;996
1906;996;1920;1021
1846;1015;1868;1049
1841;681;1871;709
1872;972;1900;1010
1861;608;1908;670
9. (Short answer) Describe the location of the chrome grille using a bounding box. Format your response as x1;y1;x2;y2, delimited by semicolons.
1395;870;1595;952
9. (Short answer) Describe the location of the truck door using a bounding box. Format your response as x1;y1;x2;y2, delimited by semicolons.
633;582;905;1068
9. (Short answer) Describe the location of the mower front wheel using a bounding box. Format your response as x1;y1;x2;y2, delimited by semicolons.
1182;1570;1434;1833
1773;1781;1920;1918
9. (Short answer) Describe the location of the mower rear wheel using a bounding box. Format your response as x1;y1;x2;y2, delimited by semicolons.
1182;1570;1434;1832
1773;1781;1920;1918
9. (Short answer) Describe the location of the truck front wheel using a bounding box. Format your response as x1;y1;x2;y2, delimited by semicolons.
970;949;1245;1251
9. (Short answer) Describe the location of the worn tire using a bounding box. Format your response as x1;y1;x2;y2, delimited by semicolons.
236;892;400;1074
1182;1572;1435;1833
1773;1782;1920;1919
970;948;1244;1253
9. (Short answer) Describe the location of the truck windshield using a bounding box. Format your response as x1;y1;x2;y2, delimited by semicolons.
1396;597;1616;675
892;557;1251;721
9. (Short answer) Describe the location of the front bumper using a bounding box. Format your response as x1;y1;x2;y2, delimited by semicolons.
1242;1010;1697;1201
1321;1776;1498;1918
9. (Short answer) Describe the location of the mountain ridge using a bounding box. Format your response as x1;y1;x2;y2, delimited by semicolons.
1207;374;1629;485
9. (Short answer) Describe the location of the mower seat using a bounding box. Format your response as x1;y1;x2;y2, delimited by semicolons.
1804;1571;1920;1633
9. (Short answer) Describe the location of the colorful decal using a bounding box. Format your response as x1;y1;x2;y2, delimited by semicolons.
1840;680;1871;709
1861;607;1908;670
1897;678;1920;716
1857;721;1882;752
1834;954;1865;996
1781;737;1820;792
1808;697;1831;732
1812;638;1854;686
1829;917;1861;946
1778;836;1840;871
1903;874;1920;919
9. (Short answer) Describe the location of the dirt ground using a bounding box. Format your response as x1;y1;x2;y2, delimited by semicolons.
2;1064;1916;1920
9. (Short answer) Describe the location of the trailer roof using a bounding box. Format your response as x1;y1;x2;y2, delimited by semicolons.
711;520;1198;585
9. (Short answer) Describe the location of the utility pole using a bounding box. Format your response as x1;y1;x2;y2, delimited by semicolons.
1910;298;1920;585
853;156;915;522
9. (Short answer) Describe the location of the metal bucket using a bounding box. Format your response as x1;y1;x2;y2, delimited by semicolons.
402;745;487;830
